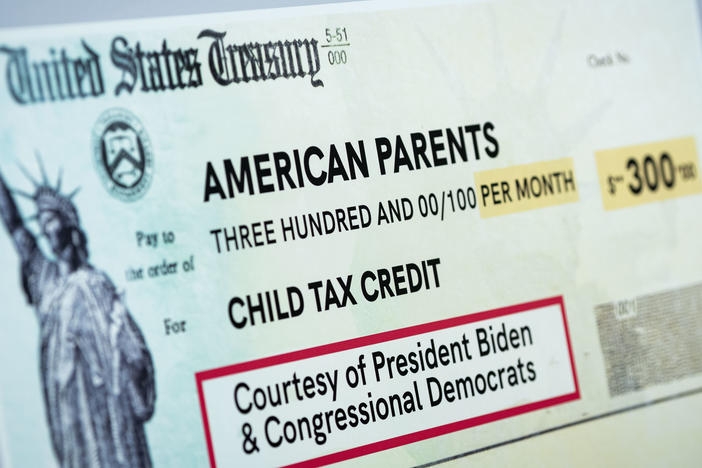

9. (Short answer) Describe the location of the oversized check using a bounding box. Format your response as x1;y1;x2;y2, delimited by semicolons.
1;0;702;466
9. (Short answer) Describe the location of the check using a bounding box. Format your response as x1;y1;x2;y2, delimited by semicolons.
1;0;702;467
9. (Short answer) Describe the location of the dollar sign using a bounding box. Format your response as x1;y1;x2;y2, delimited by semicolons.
608;176;616;194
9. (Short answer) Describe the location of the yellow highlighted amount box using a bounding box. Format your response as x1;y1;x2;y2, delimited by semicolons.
595;137;702;211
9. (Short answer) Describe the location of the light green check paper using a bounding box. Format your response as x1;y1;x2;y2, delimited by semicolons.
2;0;702;467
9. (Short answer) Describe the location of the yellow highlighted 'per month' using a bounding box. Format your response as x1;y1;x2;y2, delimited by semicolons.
474;158;579;218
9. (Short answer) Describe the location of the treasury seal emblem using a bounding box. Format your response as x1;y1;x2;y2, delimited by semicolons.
92;108;153;201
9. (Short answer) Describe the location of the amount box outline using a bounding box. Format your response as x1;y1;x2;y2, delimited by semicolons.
195;296;580;467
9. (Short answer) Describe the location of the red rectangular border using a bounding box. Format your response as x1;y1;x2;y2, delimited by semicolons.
195;296;580;467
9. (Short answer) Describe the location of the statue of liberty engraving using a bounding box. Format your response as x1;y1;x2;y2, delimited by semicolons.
0;156;156;467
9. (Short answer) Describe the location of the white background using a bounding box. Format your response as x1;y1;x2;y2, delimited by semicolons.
1;0;357;28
